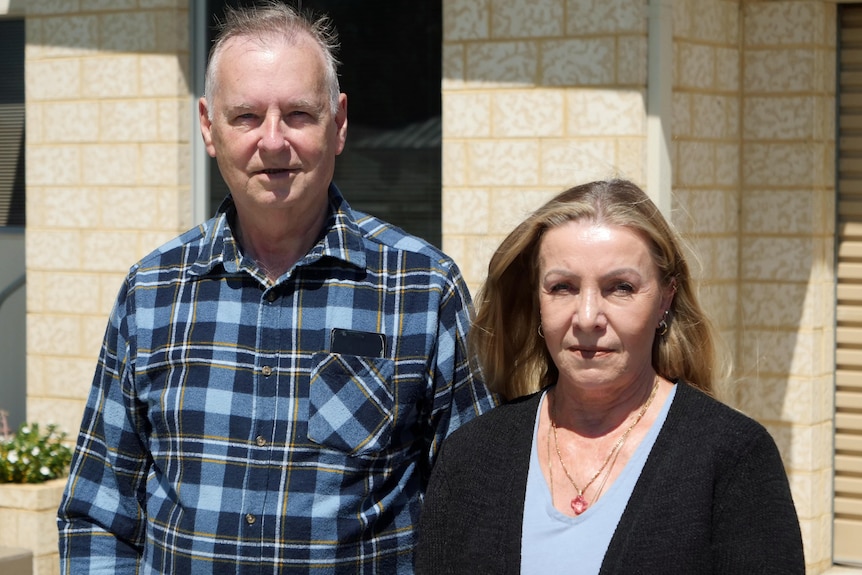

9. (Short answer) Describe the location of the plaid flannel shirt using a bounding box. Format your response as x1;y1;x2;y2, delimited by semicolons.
58;186;497;574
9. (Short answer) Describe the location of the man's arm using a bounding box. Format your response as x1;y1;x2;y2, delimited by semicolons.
58;278;148;573
424;264;498;478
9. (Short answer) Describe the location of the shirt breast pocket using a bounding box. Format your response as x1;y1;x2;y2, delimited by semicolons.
308;351;395;455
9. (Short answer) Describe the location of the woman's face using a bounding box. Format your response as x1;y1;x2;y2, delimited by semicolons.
537;219;674;392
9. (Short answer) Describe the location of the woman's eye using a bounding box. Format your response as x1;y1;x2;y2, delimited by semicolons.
613;282;634;294
549;283;574;293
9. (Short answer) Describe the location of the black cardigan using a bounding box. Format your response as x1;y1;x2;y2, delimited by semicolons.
415;382;804;574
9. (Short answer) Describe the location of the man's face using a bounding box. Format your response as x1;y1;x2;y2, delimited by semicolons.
199;34;347;218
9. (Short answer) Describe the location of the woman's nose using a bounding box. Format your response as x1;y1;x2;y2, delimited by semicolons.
574;289;605;331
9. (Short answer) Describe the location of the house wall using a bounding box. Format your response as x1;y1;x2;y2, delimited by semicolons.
23;0;193;458
440;0;649;288
16;0;840;572
441;0;836;571
736;2;836;571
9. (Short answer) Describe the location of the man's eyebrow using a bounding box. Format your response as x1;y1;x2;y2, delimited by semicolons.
224;99;324;114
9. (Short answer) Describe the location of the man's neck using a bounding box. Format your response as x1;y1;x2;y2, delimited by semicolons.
233;202;328;283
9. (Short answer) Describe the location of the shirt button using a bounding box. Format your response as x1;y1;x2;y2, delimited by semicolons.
265;291;277;302
246;513;256;525
261;365;273;376
256;435;267;447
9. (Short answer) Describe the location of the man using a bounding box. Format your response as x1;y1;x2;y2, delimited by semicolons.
57;3;496;573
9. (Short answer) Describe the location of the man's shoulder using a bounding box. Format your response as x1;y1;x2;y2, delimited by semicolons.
351;211;452;265
130;220;215;276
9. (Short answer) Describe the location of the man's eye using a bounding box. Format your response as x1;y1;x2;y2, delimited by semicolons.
287;110;314;121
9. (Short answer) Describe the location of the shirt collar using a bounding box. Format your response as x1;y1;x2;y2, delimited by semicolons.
188;184;367;278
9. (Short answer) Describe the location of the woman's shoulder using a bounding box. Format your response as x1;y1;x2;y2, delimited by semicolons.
670;382;779;450
440;390;543;452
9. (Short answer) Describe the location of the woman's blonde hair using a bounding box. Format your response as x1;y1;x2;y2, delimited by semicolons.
470;179;716;401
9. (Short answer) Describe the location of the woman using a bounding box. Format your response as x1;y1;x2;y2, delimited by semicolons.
415;180;804;574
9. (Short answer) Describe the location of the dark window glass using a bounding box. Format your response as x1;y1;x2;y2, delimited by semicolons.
0;19;26;227
206;0;442;247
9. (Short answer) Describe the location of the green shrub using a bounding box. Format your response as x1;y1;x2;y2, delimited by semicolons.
0;423;73;484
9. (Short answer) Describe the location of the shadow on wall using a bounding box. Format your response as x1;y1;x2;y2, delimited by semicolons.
0;230;26;431
438;0;820;477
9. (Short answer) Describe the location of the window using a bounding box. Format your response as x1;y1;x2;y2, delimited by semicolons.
0;19;25;227
204;0;442;246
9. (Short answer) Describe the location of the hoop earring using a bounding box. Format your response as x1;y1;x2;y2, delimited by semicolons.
538;324;545;339
657;310;669;337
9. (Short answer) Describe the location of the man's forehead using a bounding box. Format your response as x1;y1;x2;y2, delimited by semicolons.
221;30;320;60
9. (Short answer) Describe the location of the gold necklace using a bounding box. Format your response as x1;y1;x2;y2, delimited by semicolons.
548;378;659;515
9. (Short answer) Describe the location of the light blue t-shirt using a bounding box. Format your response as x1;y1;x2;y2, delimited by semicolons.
521;384;676;574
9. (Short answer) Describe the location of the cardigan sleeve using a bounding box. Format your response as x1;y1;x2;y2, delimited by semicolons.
415;437;456;574
710;425;805;574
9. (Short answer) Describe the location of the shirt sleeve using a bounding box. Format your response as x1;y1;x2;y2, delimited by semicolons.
423;262;498;483
58;276;148;573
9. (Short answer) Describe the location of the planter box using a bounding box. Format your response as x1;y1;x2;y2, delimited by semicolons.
0;479;66;575
0;547;32;575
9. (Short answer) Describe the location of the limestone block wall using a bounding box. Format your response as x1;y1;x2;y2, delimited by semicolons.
672;0;835;571
669;0;741;402
441;0;650;292
13;0;842;571
442;0;838;571
24;0;192;442
736;2;836;571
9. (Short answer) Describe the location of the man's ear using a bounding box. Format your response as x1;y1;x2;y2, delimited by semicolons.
199;97;217;158
334;93;348;155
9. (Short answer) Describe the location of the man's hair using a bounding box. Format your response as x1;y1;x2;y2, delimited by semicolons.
203;1;341;118
470;179;718;401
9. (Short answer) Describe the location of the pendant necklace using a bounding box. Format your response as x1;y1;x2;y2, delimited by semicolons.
547;378;659;515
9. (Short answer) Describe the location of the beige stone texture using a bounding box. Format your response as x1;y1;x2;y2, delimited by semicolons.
81;230;145;273
27;59;82;101
565;0;645;35
541;38;616;86
141;54;191;97
464;41;538;87
100;11;158;52
81;55;141;99
465;140;540;186
444;0;490;41
82;0;137;11
99;100;160;142
23;8;193;531
39;15;98;57
443;93;492;138
540;138;619;186
566;89;646;136
715;46;740;92
669;2;836;570
491;0;563;39
617;35;648;86
0;480;66;566
492;90;565;138
9;0;847;572
442;44;466;89
677;42;716;90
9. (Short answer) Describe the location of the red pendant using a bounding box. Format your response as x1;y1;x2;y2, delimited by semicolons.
571;494;589;515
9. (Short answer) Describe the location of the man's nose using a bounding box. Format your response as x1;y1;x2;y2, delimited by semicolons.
259;115;287;151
